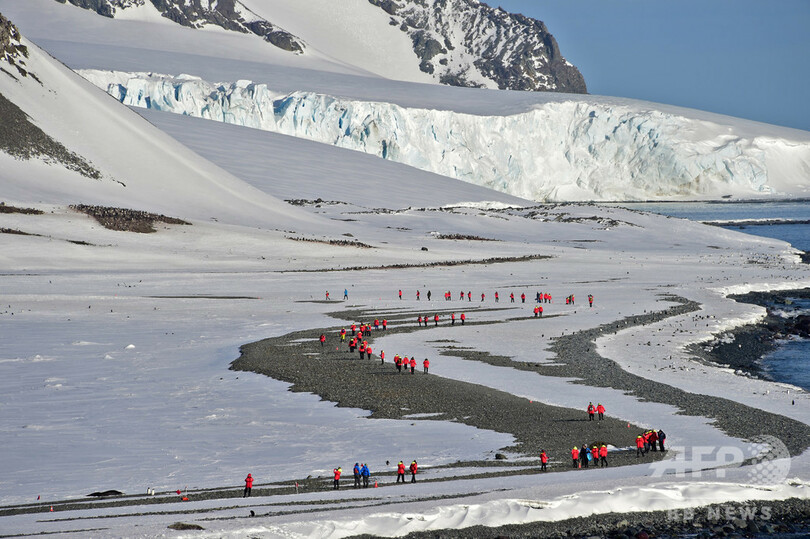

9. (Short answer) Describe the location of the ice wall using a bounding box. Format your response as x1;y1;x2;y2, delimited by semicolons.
80;70;810;201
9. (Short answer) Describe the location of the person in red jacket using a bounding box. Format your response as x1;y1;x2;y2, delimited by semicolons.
596;403;605;420
599;445;608;467
587;402;595;421
533;306;540;318
434;314;439;326
244;473;253;497
382;319;387;331
409;357;416;374
417;315;422;327
539;305;543;317
380;350;385;365
510;292;514;303
358;342;366;359
423;358;430;373
521;292;526;303
494;291;499;302
571;446;580;468
319;334;326;347
451;313;456;325
636;435;645;457
409;460;418;482
398;289;402;300
460;290;464;300
648;430;658;452
467;291;471;301
351;323;356;335
416;290;420;301
366;346;373;360
460;313;466;325
481;292;485;302
540;450;548;471
333;467;342;489
396;461;406;483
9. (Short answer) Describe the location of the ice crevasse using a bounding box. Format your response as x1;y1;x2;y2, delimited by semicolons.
80;70;810;202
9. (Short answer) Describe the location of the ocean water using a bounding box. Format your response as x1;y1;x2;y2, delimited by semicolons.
601;201;810;391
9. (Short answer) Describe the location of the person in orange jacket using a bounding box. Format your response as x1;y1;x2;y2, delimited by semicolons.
409;460;418;482
366;346;373;360
587;402;595;421
244;473;253;497
396;461;406;483
533;306;540;318
423;358;429;373
460;313;466;325
410;357;416;374
333;467;342;489
599;445;608;467
571;446;580;468
540;450;548;471
636;435;645;457
596;403;605;420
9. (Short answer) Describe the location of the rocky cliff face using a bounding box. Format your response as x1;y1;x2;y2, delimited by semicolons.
368;0;587;93
0;12;32;80
55;0;305;53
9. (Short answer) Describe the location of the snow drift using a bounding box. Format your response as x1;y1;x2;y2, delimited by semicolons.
80;70;810;202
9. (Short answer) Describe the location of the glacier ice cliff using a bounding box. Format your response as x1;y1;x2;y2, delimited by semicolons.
80;70;810;201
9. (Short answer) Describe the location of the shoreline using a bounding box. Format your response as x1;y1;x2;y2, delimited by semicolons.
691;288;810;384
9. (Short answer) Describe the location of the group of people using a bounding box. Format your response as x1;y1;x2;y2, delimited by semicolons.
571;444;610;468
636;429;666;456
352;463;372;488
331;460;418;490
417;313;466;326
587;402;606;420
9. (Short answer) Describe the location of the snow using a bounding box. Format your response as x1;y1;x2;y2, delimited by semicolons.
1;1;810;537
78;69;810;201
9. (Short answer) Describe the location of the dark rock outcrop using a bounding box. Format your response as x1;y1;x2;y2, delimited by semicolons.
368;0;587;93
57;0;305;53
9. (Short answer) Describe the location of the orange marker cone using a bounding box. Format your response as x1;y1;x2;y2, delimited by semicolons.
627;423;631;428
374;481;378;488
50;506;53;512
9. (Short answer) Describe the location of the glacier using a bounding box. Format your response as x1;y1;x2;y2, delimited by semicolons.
80;70;810;201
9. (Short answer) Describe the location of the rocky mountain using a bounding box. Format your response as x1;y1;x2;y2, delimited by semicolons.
0;13;100;178
53;0;585;94
55;0;305;53
368;0;586;93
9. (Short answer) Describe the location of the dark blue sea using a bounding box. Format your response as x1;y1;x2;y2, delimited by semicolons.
603;201;810;391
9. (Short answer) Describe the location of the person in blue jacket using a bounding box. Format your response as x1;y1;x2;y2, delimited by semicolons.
353;463;361;488
361;463;370;488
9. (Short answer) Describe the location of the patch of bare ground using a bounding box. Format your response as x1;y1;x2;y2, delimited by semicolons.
0;202;43;214
70;204;190;233
285;236;373;248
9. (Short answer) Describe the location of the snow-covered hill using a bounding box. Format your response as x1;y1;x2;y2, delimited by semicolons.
54;0;586;92
81;69;810;201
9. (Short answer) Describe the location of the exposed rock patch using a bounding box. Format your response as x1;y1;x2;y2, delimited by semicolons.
70;204;190;232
